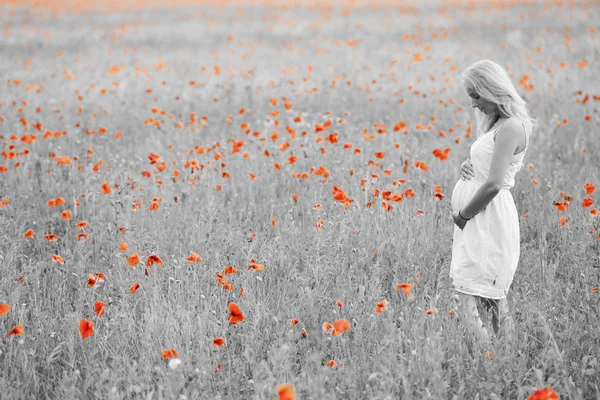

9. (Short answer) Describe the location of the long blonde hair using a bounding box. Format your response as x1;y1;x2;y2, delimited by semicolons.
461;60;535;137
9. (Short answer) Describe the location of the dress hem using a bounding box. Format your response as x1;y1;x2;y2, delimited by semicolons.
453;286;507;300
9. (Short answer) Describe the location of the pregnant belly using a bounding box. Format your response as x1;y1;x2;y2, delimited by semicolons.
451;178;481;212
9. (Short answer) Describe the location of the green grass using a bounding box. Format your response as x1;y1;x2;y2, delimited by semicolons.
0;1;599;399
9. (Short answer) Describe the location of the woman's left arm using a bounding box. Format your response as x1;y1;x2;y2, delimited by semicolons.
459;120;523;219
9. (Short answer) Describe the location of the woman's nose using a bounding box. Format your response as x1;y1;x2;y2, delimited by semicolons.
471;99;478;108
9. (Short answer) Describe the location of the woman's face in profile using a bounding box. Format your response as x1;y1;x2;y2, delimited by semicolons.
467;88;498;116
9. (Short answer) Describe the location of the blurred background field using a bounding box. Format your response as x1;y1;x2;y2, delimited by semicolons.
0;0;599;399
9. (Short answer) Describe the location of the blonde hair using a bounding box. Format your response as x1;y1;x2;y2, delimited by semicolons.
461;60;535;137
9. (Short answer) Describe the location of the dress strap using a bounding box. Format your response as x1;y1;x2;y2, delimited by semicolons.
522;122;529;149
491;118;509;140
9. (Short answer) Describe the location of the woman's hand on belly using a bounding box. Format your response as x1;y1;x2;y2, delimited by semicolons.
460;158;475;180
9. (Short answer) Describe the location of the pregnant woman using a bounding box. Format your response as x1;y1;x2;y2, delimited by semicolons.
450;60;534;350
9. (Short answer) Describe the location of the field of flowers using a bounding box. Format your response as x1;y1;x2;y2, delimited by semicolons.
0;0;599;399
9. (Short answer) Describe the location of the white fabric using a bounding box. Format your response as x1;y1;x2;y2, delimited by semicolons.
450;119;530;299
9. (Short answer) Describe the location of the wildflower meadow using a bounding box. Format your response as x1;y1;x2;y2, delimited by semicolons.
0;0;599;399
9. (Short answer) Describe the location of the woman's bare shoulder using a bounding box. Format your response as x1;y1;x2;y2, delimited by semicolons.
493;118;528;149
496;118;528;137
501;118;525;132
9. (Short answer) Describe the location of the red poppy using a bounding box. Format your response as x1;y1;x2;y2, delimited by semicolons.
101;181;112;195
162;349;179;359
527;386;559;400
228;302;245;324
146;254;163;267
79;319;94;340
76;221;88;230
276;384;295;400
248;262;265;271
8;324;24;337
127;253;140;267
223;265;237;274
94;301;105;317
331;319;350;336
375;299;388;314
130;283;140;293
186;252;202;262
584;183;595;195
75;233;89;242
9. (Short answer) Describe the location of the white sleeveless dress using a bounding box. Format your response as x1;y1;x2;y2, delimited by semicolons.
450;119;531;299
